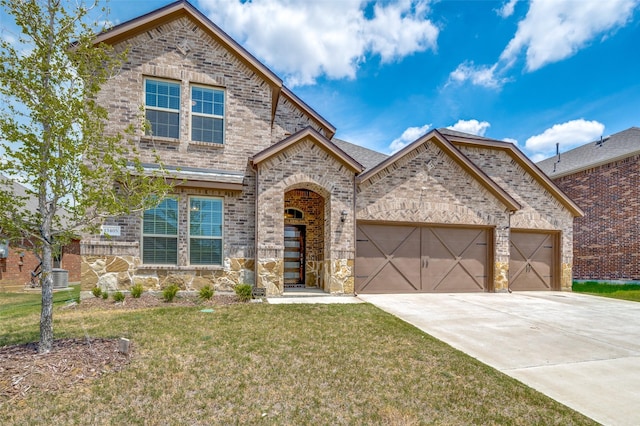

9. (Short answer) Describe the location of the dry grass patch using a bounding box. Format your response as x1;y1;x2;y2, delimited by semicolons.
0;291;596;425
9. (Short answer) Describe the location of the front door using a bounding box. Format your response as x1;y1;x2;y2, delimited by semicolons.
284;225;305;288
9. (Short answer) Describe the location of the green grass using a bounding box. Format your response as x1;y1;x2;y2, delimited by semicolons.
0;291;596;425
573;281;640;302
0;286;81;346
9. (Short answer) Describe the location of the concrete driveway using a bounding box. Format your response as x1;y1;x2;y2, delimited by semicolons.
358;292;640;426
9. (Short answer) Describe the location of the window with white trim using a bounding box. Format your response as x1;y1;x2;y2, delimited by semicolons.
142;198;178;264
191;85;224;144
145;79;180;139
189;197;223;265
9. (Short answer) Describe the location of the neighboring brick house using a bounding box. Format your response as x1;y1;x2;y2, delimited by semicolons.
82;1;583;296
0;178;81;291
537;127;640;282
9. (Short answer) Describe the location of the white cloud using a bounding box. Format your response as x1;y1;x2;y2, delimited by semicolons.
497;0;518;18
388;124;432;153
500;0;639;71
450;0;639;89
525;119;604;156
447;62;505;89
529;153;547;163
447;119;491;137
199;0;439;86
502;137;518;146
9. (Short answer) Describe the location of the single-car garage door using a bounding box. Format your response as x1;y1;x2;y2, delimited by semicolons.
509;230;558;291
355;223;490;294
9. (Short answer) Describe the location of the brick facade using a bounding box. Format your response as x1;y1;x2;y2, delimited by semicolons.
75;3;579;296
457;145;575;290
356;138;512;290
254;137;357;295
0;240;81;291
552;154;640;281
81;14;323;293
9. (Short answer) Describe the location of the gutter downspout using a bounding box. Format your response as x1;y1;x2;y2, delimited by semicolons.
253;162;259;289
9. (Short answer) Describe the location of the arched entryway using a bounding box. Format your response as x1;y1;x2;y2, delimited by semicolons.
284;188;325;290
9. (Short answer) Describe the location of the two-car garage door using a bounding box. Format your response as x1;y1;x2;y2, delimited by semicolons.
355;224;558;293
355;223;490;293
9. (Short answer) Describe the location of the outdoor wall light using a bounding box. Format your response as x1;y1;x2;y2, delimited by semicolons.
341;210;348;222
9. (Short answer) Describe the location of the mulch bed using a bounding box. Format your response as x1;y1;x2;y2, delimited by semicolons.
0;337;129;404
73;292;240;310
0;293;242;404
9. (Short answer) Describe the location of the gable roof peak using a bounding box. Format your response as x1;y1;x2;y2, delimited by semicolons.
251;127;363;173
93;0;335;138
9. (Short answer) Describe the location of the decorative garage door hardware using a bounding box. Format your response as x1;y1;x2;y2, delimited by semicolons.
509;231;557;291
355;224;489;294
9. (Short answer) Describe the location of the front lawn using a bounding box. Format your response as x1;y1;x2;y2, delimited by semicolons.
573;281;640;302
1;290;595;425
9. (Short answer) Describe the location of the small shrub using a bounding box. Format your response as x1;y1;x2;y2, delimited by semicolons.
113;291;125;303
130;283;144;298
199;285;214;301
91;286;102;298
234;283;253;302
101;291;109;300
163;284;180;302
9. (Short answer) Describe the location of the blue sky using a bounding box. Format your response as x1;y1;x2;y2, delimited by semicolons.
2;0;640;161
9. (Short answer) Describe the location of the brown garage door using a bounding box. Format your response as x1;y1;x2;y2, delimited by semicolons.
355;223;490;294
509;230;558;291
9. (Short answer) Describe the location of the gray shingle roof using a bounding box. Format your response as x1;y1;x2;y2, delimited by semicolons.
331;138;389;171
0;175;38;212
437;127;497;142
537;127;640;177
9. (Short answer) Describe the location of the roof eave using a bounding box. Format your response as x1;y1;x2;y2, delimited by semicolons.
251;127;363;173
357;130;521;212
281;87;336;139
447;135;585;217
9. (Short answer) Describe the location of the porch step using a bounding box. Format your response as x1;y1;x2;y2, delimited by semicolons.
281;288;328;297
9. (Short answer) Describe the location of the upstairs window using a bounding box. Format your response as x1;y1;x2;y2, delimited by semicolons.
142;198;178;264
191;86;224;144
145;79;180;139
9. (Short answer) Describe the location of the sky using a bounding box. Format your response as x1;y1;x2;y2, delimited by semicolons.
2;0;640;162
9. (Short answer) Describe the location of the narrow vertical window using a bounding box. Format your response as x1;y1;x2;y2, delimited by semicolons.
189;197;223;265
145;79;180;139
142;198;178;264
191;86;224;144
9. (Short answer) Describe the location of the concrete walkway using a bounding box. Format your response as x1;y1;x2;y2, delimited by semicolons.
358;292;640;426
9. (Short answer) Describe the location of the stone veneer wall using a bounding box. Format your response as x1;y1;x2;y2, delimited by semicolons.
86;16;327;292
356;139;511;290
457;146;575;290
255;138;357;295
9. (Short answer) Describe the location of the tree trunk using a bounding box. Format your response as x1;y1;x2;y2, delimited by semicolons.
39;225;54;353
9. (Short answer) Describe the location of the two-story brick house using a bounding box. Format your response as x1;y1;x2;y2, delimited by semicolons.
81;1;583;296
538;127;640;282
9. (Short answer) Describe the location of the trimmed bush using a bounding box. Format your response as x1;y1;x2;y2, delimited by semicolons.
234;284;253;302
199;285;214;301
102;291;108;300
130;283;144;299
91;286;102;298
163;284;180;302
113;291;125;302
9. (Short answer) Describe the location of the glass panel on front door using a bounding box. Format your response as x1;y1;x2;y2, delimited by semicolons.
284;225;305;288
